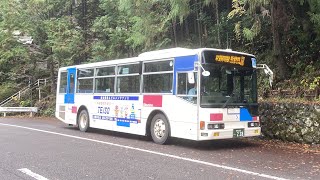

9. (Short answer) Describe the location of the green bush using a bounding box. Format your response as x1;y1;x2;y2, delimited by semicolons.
20;100;31;107
0;83;18;102
35;95;56;117
42;107;55;117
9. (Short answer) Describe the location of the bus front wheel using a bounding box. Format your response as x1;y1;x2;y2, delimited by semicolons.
78;109;90;132
150;114;170;144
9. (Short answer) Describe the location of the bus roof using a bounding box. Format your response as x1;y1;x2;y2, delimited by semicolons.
138;48;254;59
138;47;196;58
58;47;254;71
195;48;254;57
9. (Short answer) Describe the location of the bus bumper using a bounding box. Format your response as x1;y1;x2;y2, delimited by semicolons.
198;127;261;140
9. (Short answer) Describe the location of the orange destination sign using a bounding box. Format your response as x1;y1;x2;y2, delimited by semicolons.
215;55;245;66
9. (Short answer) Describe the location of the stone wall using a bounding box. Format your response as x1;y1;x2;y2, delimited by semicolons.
259;102;320;144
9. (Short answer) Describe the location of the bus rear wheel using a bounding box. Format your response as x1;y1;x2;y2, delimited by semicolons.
150;114;170;144
78;109;90;132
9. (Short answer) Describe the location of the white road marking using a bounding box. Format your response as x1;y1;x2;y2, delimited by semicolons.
18;168;49;180
1;123;288;180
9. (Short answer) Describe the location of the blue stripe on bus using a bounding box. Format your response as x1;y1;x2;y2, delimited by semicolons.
117;121;130;127
92;115;116;121
92;115;139;124
240;108;253;121
173;55;198;95
116;118;139;124
93;96;139;100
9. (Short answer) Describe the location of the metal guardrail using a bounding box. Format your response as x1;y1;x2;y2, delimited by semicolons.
0;107;38;117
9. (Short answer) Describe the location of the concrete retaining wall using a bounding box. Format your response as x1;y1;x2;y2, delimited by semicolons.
259;102;320;144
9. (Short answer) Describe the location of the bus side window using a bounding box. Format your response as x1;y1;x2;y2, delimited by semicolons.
143;73;172;93
116;63;140;93
59;71;68;94
177;72;197;103
95;77;114;93
77;68;94;93
143;60;173;94
177;73;187;95
177;72;197;95
69;74;75;94
95;66;116;93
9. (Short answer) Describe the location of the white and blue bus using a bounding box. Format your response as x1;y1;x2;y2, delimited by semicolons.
56;48;264;144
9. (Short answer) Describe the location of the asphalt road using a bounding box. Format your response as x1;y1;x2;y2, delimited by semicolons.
0;117;319;180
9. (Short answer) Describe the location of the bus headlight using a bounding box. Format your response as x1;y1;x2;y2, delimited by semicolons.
248;122;260;127
207;123;224;129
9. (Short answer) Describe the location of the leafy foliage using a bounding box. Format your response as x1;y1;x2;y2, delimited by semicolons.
0;0;320;103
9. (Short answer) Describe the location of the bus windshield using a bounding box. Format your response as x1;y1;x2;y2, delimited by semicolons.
200;64;257;108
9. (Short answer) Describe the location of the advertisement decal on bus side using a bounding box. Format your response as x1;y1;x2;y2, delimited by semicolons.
92;95;141;127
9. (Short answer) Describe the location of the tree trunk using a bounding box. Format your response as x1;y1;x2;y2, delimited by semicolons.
184;18;190;40
46;55;56;94
49;58;56;93
215;1;221;48
172;20;178;47
271;0;290;80
81;0;88;64
196;5;202;47
46;47;56;93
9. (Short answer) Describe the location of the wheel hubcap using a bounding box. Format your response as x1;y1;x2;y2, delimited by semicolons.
154;119;166;139
80;114;87;129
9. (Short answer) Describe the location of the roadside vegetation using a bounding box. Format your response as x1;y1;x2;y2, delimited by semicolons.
0;0;320;115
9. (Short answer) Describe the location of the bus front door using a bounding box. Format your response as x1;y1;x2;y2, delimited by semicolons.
64;68;76;104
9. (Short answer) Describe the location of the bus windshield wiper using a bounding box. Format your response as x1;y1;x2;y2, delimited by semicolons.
222;93;234;108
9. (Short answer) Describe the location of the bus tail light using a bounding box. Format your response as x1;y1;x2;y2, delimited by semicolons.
200;121;205;130
210;113;223;121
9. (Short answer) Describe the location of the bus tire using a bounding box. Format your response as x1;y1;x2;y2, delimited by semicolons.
150;113;170;144
78;109;90;132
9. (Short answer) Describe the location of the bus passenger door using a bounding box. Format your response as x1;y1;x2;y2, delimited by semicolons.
63;67;77;123
65;68;76;104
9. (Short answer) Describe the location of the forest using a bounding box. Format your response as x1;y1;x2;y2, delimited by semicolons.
0;0;320;103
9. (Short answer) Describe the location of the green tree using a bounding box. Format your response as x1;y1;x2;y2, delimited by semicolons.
229;0;292;80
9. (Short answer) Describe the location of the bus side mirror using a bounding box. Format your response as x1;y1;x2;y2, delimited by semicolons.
196;62;210;77
202;71;210;77
257;64;274;87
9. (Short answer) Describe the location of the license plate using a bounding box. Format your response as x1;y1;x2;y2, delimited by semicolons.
233;129;244;138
